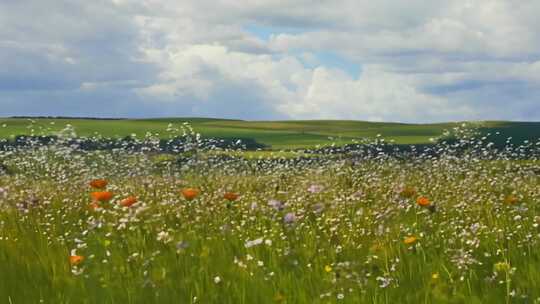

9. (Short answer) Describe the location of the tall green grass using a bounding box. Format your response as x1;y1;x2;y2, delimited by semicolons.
1;129;540;303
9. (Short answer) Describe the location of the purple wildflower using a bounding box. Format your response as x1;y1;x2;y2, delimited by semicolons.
307;184;324;194
283;212;297;224
268;199;284;211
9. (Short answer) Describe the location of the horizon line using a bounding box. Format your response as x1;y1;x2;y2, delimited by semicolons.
2;115;540;125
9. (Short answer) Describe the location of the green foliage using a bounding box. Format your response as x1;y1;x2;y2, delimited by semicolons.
1;118;539;150
1;124;540;303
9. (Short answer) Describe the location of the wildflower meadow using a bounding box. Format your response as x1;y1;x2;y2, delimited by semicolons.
0;123;539;303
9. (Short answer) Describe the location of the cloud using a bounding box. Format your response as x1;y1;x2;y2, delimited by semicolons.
282;66;477;122
0;1;157;91
0;0;539;121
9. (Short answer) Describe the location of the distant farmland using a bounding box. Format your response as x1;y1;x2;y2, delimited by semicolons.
0;117;539;150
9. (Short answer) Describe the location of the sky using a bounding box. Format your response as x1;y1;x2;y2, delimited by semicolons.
1;0;539;122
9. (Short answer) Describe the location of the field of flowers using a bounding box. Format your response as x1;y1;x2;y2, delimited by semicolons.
0;124;539;303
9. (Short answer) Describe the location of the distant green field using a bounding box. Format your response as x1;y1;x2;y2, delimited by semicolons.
0;118;539;149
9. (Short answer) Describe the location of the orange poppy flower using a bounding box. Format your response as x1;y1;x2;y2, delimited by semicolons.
91;191;113;202
89;179;108;189
504;195;519;205
223;192;240;201
69;255;84;266
403;236;418;245
416;196;431;207
120;196;137;207
181;188;200;200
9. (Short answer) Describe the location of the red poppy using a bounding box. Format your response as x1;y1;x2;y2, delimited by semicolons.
416;196;431;207
223;192;240;201
181;188;200;201
69;255;84;266
89;179;108;189
120;196;137;207
91;191;113;202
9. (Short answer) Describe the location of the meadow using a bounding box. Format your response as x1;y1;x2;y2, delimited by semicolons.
0;122;540;303
1;117;540;149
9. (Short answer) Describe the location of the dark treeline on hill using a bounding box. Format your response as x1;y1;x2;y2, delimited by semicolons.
0;135;267;152
9;116;126;120
306;137;540;159
0;134;539;160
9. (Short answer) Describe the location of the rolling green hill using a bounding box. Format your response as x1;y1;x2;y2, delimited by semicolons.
0;117;539;149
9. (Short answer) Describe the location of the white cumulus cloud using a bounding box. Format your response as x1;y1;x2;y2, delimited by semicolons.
0;0;539;121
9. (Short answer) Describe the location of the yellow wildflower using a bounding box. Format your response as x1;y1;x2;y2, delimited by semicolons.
403;236;418;245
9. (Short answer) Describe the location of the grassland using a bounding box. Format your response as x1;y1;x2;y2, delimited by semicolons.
1;131;540;303
1;117;539;149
